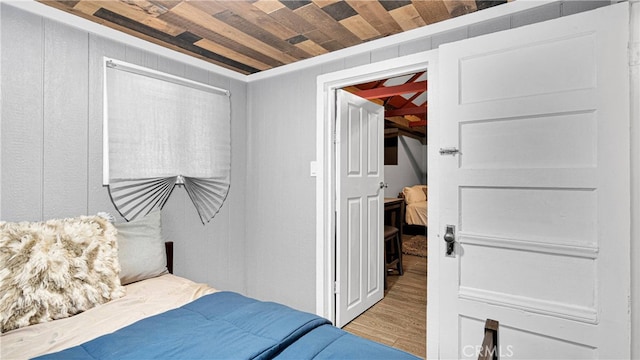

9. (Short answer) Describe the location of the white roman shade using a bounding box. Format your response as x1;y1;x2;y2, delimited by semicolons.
104;58;230;223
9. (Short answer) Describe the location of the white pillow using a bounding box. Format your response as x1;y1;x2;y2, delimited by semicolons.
115;211;167;285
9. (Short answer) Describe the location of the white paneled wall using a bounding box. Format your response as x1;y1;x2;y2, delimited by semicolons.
245;67;322;311
1;0;613;315
0;3;247;294
43;19;89;219
384;136;427;198
1;6;45;221
244;0;612;313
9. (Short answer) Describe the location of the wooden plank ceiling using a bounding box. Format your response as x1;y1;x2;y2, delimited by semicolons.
40;0;509;75
39;0;509;143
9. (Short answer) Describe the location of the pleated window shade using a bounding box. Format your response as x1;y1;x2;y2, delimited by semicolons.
103;58;230;223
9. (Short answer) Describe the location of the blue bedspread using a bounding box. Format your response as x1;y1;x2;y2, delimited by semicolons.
275;324;419;359
35;291;419;359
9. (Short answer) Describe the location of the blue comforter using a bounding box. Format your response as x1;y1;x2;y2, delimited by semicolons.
35;291;419;359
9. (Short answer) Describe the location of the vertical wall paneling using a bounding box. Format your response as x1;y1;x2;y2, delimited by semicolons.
87;34;125;216
2;4;248;294
227;78;247;293
1;4;45;221
245;66;321;312
42;19;89;219
630;4;640;358
180;188;215;283
246;75;287;305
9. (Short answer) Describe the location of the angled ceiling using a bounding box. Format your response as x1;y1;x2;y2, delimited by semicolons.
40;0;509;75
345;71;428;143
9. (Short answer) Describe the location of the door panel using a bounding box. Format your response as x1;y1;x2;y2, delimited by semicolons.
336;89;384;328
459;34;596;105
460;187;597;247
459;112;597;170
459;316;596;359
438;3;629;359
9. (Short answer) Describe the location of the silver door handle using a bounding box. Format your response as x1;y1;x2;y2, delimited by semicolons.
444;225;455;257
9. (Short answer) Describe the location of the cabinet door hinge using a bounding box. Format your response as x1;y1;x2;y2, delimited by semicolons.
334;281;339;294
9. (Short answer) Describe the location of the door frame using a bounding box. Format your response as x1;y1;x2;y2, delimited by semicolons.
632;3;640;358
314;50;438;337
315;4;640;357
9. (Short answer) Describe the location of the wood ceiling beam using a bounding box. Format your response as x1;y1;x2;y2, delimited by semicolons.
353;81;426;99
385;105;427;117
385;116;411;128
385;118;427;144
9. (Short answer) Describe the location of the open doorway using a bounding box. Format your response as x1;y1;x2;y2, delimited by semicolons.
339;73;427;357
315;50;438;359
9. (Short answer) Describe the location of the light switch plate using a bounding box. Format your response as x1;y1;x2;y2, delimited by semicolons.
310;161;318;177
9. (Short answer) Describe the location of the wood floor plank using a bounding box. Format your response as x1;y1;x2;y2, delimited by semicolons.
343;251;427;359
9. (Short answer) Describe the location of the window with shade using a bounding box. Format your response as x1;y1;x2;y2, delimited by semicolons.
103;58;231;224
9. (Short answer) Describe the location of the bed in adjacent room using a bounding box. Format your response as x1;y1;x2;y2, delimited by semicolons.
401;184;428;230
0;212;419;359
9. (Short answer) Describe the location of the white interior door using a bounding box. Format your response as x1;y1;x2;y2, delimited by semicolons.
335;89;385;328
438;3;630;359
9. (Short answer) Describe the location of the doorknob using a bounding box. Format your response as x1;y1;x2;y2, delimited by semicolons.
444;225;455;257
379;182;388;189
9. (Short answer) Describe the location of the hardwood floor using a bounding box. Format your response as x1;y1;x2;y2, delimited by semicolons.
343;252;427;359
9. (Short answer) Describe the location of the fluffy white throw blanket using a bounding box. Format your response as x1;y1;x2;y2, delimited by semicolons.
0;215;125;333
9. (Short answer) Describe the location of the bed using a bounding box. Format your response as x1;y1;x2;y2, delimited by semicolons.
400;185;427;230
0;212;419;359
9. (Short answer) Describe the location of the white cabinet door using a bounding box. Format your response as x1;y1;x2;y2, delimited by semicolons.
437;3;630;359
335;89;385;328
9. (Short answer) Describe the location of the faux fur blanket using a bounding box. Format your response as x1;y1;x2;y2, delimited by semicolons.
0;215;125;333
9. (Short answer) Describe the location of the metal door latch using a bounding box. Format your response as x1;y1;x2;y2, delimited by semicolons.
439;147;460;155
444;225;456;257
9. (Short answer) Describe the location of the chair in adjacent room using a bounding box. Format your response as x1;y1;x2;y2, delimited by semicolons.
384;225;404;289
